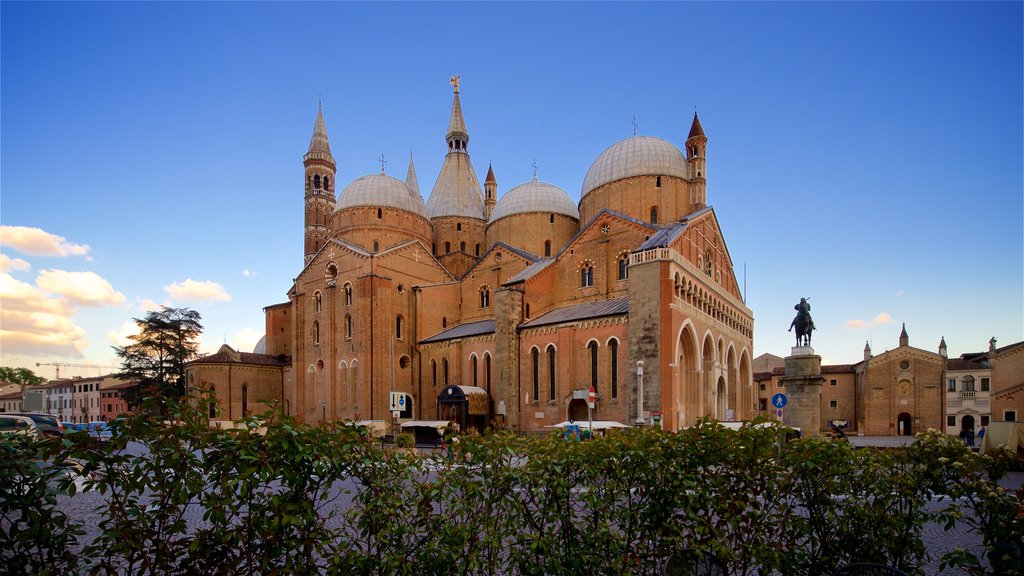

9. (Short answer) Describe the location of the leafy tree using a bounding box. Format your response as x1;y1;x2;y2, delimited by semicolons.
0;366;46;387
113;306;202;408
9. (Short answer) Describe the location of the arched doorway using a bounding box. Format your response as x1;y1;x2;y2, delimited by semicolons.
567;398;588;422
961;414;975;433
897;412;913;436
716;376;728;421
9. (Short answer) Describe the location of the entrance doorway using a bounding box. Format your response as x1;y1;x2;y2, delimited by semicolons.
567;398;588;422
961;414;975;433
897;412;913;436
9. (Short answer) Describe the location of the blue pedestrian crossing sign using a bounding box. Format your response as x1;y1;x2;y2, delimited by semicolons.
771;393;788;409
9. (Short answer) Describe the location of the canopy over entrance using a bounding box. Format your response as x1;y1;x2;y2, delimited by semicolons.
437;385;490;433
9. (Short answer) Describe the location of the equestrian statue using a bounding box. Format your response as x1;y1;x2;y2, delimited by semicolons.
788;297;816;347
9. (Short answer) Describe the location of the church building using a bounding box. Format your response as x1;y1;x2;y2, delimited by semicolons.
187;81;756;433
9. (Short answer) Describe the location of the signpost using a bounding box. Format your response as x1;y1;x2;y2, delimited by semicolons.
588;386;595;440
771;393;787;423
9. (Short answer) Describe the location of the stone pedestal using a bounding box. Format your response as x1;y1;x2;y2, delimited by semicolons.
780;346;825;437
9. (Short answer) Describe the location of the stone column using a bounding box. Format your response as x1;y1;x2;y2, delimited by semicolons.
780;346;825;437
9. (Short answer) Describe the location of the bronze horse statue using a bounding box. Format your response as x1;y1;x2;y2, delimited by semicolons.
789;297;815;347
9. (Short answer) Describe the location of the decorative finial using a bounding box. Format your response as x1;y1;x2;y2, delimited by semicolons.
378;153;387;174
449;74;461;94
531;158;538;180
632;113;638;137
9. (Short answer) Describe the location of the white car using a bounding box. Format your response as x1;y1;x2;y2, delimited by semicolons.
0;414;43;438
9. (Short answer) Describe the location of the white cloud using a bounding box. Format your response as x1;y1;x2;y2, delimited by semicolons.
233;327;264;353
242;269;257;278
0;272;87;357
36;269;127;307
138;298;171;312
0;226;90;257
107;320;140;348
164;279;231;303
0;254;30;273
843;313;896;330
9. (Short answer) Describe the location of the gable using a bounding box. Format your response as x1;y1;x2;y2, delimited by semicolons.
668;208;743;302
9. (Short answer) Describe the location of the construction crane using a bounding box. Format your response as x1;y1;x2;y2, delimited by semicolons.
35;362;118;380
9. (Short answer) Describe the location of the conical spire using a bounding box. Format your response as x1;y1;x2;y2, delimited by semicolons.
899;323;909;347
446;84;469;153
406;152;421;198
485;163;496;185
307;101;333;157
687;111;705;140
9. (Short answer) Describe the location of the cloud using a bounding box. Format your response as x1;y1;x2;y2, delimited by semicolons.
242;269;257;278
164;279;231;303
0;273;87;357
232;327;264;353
137;298;172;312
844;313;896;330
0;226;90;257
107;320;140;348
36;269;127;307
0;254;31;273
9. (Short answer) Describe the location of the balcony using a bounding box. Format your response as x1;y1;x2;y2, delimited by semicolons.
961;391;975;400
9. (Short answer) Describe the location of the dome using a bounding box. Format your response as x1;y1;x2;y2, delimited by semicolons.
335;173;426;216
253;335;267;355
581;136;689;198
490;178;579;222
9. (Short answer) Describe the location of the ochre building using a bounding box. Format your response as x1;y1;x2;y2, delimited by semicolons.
187;84;756;433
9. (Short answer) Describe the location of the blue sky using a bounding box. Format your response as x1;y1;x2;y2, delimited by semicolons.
2;1;1021;379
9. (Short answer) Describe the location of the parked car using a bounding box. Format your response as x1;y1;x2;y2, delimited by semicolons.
85;421;113;443
0;415;43;438
6;413;65;438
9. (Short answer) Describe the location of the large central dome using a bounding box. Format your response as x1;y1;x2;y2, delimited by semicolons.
335;173;426;216
490;178;579;222
581;136;689;198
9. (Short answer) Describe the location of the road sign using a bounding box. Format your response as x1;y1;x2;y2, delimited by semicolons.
771;393;788;409
389;392;407;412
777;409;784;418
588;386;596;404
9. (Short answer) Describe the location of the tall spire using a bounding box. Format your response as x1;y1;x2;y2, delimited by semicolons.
406;151;421;198
687;111;705;140
446;77;469;153
306;102;333;158
899;323;909;347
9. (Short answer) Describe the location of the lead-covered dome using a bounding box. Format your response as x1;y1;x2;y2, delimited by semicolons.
490;178;579;222
335;173;426;216
581;136;689;198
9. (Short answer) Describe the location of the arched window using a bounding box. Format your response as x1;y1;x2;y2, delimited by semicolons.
209;401;216;419
377;208;382;219
314;291;322;313
445;242;451;254
443;358;450;386
344;283;353;306
457;223;462;231
962;376;975;392
609;339;619;399
656;176;661;188
618;257;628;280
323;176;330;190
241;383;248;417
313;321;320;344
472;355;478;388
345;315;352;339
442;317;448;328
544;240;551;257
589;341;599;392
431;360;437;388
525;303;530;318
549;214;554;224
314;174;321;189
581;264;594;288
480;286;490;308
532;348;540;403
547;345;556;401
485;353;492;394
395;315;403;339
475;243;480;256
650;207;658;224
373;240;379;252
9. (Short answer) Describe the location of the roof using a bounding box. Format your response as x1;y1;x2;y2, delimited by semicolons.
304;104;333;162
503;258;555;285
188;344;291;367
946;357;989;371
0;390;23;400
490;177;579;221
102;380;142;391
335;173;426;216
520;297;628;329
446;92;468;141
581;136;690;198
485;163;496;184
420;319;495;344
426;151;485;218
687;112;705;140
405;154;421;198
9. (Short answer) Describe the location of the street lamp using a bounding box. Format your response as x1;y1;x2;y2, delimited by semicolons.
636;360;645;426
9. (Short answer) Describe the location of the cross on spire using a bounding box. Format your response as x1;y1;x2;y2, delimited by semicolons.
531;158;538;180
378;153;387;174
632;113;638;136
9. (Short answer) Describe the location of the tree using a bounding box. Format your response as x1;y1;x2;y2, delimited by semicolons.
0;367;47;388
113;307;203;408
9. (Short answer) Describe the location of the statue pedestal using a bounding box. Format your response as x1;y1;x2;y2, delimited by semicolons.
780;347;824;437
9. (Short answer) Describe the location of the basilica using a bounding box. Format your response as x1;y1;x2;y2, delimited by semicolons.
186;81;756;433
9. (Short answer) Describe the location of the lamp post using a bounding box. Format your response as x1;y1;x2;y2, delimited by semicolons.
636;360;645;426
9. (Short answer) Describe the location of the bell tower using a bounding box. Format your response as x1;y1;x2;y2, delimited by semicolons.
686;112;707;210
303;102;336;266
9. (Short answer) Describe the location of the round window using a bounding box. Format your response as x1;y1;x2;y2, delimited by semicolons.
899;360;910;370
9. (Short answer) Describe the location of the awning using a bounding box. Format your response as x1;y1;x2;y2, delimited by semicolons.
438;385;489;415
352;420;387;437
400;420;450;431
548;420;629;430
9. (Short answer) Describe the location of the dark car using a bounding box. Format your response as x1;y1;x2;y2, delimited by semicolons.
7;413;65;438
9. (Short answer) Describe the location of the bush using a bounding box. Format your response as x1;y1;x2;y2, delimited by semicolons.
1;402;1020;576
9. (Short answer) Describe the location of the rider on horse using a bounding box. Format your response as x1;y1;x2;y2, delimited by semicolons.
788;297;816;346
